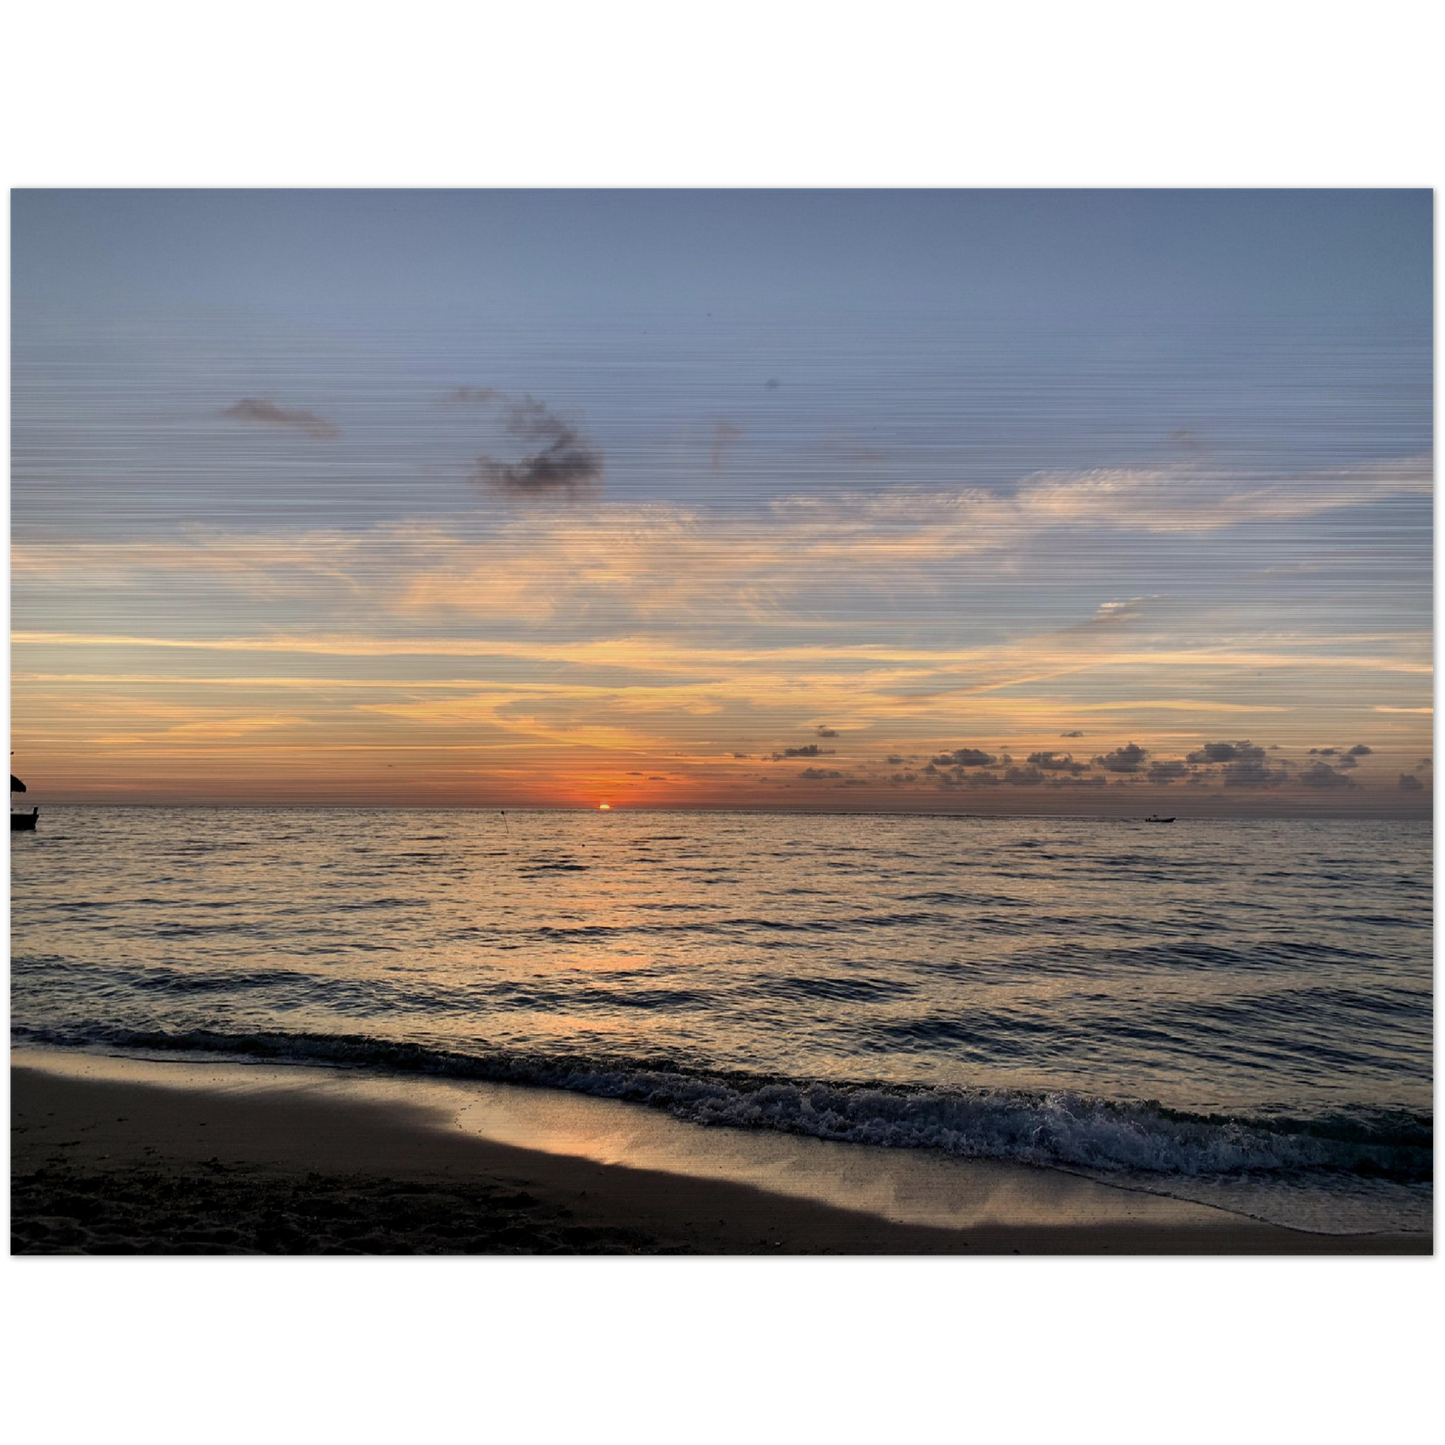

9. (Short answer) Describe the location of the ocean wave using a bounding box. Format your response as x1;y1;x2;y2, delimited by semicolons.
13;1022;1431;1186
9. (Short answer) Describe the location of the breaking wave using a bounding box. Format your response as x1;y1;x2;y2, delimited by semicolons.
14;1021;1431;1188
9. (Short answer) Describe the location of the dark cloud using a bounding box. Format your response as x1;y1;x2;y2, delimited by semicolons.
815;725;840;738
932;748;997;768
1298;761;1353;789
798;767;844;780
764;378;781;390
460;391;603;497
1059;730;1085;738
442;387;503;407
888;772;918;785
1398;773;1424;792
221;398;339;440
1347;744;1373;757
1417;758;1432;771
772;744;834;760
966;771;1003;787
1003;766;1047;786
1146;760;1191;784
1094;742;1148;774
732;753;749;760
1187;740;1266;766
1222;759;1290;788
885;755;907;766
1336;755;1358;770
1308;747;1338;756
710;420;744;473
1027;750;1091;775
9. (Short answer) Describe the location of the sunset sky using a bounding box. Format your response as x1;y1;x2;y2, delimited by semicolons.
10;190;1432;812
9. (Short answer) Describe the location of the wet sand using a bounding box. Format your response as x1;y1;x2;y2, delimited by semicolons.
11;1051;1430;1255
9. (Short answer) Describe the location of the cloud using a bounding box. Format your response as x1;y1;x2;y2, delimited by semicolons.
1298;760;1353;789
1003;766;1047;786
221;399;339;440
1308;747;1338;756
1094;742;1148;773
1146;759;1191;784
1184;742;1290;786
442;387;503;407
1016;454;1432;533
1059;730;1085;738
798;767;844;780
1027;750;1091;774
465;393;603;497
1398;773;1424;792
772;743;833;759
815;725;839;738
711;421;744;473
932;748;996;768
1347;744;1373;756
1187;740;1266;765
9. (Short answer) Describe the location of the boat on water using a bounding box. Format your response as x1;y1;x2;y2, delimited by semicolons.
11;771;38;831
1143;814;1175;823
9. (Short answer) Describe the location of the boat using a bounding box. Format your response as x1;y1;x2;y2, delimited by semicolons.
1143;814;1175;823
11;771;38;831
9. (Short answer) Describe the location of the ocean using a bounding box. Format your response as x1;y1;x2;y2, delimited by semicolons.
10;806;1433;1235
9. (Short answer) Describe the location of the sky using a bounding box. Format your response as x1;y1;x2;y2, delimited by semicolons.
9;189;1433;812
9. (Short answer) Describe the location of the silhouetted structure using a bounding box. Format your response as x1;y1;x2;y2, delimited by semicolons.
11;772;38;830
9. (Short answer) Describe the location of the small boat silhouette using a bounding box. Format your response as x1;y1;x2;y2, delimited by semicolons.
1143;814;1175;823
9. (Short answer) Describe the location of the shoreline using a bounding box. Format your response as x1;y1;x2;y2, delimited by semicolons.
11;1049;1431;1255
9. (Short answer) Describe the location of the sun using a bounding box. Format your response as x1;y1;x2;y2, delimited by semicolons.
598;802;611;810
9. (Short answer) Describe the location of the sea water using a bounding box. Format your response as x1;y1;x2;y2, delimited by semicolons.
10;807;1433;1234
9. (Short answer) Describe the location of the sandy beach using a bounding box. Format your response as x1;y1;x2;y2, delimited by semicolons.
11;1049;1429;1255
